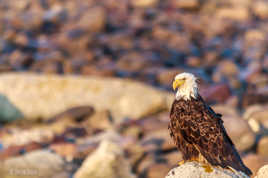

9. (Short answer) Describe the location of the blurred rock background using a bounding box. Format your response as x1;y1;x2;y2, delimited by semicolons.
0;0;268;177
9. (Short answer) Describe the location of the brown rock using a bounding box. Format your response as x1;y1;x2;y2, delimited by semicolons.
84;110;113;131
164;151;183;166
173;0;200;10
212;104;255;151
216;7;249;21
222;115;255;152
156;68;184;87
200;84;231;103
50;143;77;161
116;52;149;72
214;60;239;79
204;51;219;65
186;56;201;67
81;65;116;77
136;153;155;174
131;0;159;8
9;50;33;69
243;154;268;177
141;127;173;152
257;136;268;157
253;1;268;19
77;6;106;33
245;30;266;42
146;163;170;178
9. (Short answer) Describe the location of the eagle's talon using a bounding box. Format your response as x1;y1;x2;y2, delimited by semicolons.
202;164;213;173
178;160;185;166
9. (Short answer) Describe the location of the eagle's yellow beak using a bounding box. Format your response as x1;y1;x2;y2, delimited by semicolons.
172;79;185;90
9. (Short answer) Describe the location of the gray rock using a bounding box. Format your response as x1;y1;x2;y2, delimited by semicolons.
255;164;268;178
0;73;171;122
165;162;249;178
73;140;136;178
0;150;69;178
0;94;23;123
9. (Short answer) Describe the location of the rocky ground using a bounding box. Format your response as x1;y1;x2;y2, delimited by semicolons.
0;0;268;178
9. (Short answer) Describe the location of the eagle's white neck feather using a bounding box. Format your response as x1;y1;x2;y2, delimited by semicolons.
175;73;198;100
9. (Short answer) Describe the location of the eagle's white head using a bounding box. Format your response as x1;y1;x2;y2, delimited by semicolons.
172;72;199;100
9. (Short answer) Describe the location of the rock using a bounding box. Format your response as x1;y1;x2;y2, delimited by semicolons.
222;115;255;152
216;7;249;21
0;94;23;123
0;73;171;122
116;52;149;72
73;140;136;178
257;136;268;157
186;56;201;67
156;68;184;87
165;162;249;178
142;127;173;151
164;151;183;166
50;143;77;161
214;60;239;80
243;154;268;177
210;105;255;151
1;126;54;148
173;0;200;10
212;104;239;117
83;110;114;131
77;6;106;32
243;104;268;130
255;165;268;178
200;84;231;103
253;1;268;19
131;0;159;8
43;4;66;23
146;163;171;178
0;150;69;178
245;30;266;42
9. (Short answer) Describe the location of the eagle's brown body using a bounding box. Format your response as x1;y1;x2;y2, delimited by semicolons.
169;95;252;176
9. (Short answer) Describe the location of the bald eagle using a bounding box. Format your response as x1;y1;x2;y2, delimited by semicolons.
168;72;252;176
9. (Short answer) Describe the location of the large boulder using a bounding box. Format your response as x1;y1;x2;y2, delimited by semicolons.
255;165;268;178
73;140;136;178
0;150;69;178
257;136;268;157
165;162;249;178
0;94;23;123
0;73;172;122
213;105;255;152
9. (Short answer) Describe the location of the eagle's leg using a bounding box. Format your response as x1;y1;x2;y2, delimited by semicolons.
178;156;199;166
199;154;213;173
178;160;185;166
